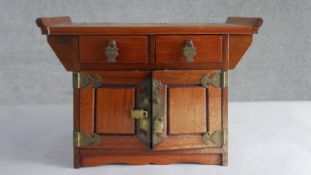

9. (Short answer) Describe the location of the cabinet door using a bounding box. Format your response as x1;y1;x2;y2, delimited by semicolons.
78;71;151;150
152;70;223;150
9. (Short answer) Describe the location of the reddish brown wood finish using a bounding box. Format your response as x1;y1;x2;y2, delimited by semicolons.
79;36;148;63
80;154;222;166
152;70;222;150
96;88;135;134
47;36;79;71
79;86;94;134
38;17;263;70
36;16;71;34
221;35;229;165
80;62;223;71
36;16;262;168
156;35;222;63
79;71;150;151
229;34;253;69
36;16;262;35
225;17;263;34
73;89;80;168
208;87;222;134
169;87;207;134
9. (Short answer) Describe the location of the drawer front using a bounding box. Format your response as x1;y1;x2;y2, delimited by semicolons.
156;35;222;63
79;36;148;63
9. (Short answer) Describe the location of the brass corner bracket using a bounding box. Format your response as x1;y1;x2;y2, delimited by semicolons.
200;72;228;88
202;129;227;145
73;132;100;148
72;72;102;89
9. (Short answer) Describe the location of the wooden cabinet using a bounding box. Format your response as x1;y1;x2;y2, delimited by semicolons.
36;16;262;168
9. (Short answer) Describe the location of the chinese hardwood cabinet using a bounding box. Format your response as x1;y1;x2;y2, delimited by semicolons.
36;16;262;168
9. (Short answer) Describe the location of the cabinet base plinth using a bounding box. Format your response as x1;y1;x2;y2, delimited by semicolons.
74;149;227;168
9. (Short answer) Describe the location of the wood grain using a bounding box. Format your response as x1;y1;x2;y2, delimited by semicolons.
152;70;220;85
79;86;94;134
148;35;156;64
79;36;148;64
80;154;222;166
47;36;79;71
153;70;221;150
80;62;223;70
73;89;80;168
77;71;150;151
229;34;253;69
36;16;71;34
208;87;222;134
153;134;222;150
35;16;263;35
221;35;229;165
226;17;263;34
169;87;207;134
156;35;222;63
96;88;135;134
80;147;223;155
83;135;149;150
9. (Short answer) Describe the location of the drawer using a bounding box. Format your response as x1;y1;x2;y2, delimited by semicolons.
156;35;222;63
79;36;148;63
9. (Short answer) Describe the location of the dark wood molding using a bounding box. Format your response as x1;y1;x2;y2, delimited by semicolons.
225;17;263;34
36;16;72;34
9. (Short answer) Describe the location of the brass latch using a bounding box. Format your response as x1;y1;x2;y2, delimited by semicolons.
72;72;102;89
131;109;149;134
200;72;228;88
202;129;227;145
73;132;100;147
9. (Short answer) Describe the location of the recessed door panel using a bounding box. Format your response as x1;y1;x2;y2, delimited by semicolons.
96;88;135;134
169;87;207;134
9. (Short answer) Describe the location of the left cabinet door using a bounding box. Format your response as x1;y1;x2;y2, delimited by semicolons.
75;71;151;150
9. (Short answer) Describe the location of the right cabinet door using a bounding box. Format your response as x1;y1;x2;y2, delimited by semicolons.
152;70;225;150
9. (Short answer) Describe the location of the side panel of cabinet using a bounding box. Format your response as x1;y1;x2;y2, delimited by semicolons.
78;71;151;150
152;70;222;150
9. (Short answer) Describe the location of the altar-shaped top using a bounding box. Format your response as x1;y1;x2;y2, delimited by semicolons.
36;16;262;71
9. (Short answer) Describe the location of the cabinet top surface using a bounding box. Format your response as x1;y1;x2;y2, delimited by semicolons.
36;16;263;35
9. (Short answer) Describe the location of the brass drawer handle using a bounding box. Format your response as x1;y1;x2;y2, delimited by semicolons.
105;40;118;63
183;40;196;62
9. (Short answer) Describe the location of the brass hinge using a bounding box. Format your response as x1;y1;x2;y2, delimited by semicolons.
202;129;227;145
72;72;102;89
73;132;100;147
200;72;228;88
